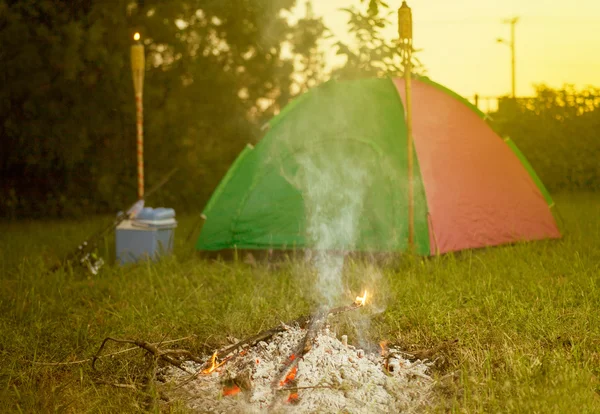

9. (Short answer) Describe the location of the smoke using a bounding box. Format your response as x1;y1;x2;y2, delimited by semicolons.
269;140;372;308
267;81;406;311
298;150;370;306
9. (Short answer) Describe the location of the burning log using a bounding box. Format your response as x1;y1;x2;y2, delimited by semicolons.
271;307;327;389
270;292;368;390
301;307;328;355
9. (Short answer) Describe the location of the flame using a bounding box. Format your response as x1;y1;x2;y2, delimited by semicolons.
201;351;218;374
223;385;241;397
280;366;298;386
355;290;368;306
201;351;227;374
379;340;389;356
133;32;141;41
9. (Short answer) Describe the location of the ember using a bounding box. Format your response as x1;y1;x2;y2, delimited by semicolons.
280;366;297;386
287;391;299;404
222;384;241;397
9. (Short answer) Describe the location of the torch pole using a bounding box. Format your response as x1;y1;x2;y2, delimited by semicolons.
398;1;414;252
131;34;145;199
135;92;144;199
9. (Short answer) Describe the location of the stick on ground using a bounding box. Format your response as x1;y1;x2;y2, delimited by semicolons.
32;335;195;366
92;337;195;373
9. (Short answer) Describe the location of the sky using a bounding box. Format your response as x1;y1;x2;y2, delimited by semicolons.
290;0;600;106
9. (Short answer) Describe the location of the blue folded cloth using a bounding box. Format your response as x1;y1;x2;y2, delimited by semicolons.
136;207;176;221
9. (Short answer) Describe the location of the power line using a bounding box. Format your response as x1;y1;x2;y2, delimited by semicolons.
415;16;600;25
520;15;600;23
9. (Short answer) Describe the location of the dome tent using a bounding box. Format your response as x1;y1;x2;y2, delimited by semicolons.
196;76;560;256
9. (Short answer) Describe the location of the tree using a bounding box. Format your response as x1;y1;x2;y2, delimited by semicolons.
288;1;328;95
0;0;327;218
331;0;424;80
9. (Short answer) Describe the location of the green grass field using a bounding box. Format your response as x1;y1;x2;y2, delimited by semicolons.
1;192;599;413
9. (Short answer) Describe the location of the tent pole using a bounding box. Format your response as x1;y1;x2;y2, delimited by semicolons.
398;2;414;252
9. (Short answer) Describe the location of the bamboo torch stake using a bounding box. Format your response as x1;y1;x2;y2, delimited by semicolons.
398;1;414;252
131;32;145;199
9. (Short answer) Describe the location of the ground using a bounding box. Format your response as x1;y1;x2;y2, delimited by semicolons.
0;192;599;413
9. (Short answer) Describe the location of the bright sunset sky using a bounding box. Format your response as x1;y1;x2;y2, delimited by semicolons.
291;0;600;104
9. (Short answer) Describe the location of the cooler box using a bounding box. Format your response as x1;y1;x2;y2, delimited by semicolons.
115;207;177;264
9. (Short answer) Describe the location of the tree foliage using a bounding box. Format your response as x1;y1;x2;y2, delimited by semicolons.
1;0;596;220
332;0;424;80
0;0;326;218
490;85;600;191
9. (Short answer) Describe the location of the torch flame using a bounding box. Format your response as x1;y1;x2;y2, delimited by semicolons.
355;290;368;306
133;32;141;41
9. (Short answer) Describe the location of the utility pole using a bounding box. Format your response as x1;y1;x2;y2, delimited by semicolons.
497;17;518;98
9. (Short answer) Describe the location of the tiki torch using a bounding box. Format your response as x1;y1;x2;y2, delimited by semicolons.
398;1;414;251
131;32;145;199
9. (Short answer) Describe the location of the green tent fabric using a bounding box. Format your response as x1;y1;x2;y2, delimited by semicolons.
197;76;561;255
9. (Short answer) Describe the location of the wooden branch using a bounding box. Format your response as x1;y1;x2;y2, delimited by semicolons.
327;302;362;316
32;335;195;367
159;349;204;364
277;385;336;392
301;307;329;355
214;314;311;361
92;337;194;374
271;306;336;389
95;380;138;390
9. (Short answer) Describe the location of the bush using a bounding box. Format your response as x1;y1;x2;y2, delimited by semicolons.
489;85;600;192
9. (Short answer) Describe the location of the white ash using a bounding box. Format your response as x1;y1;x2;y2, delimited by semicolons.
159;325;434;413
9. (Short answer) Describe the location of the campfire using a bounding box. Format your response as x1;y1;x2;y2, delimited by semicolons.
158;290;434;413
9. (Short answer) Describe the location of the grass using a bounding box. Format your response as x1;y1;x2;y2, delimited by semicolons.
1;192;599;413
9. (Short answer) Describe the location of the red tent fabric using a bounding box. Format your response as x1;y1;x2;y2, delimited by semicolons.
393;78;561;254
